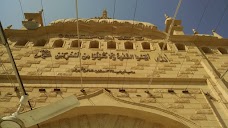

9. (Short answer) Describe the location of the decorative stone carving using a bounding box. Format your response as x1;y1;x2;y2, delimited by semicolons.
140;98;156;103
196;109;213;114
190;115;207;120
174;98;190;103
167;103;184;109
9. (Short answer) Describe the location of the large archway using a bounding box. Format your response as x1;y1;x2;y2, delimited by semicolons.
39;106;191;128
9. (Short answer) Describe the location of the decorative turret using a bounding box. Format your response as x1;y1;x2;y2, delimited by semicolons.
102;9;108;19
22;10;44;30
212;30;223;39
164;14;184;35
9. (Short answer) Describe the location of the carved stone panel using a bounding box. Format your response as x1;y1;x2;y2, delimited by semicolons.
167;103;184;109
190;115;207;120
140;98;156;103
174;98;190;103
195;109;213;114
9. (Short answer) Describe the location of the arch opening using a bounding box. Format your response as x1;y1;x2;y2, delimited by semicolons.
124;41;133;49
53;39;64;48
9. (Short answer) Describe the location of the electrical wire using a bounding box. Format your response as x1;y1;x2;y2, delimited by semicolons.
196;0;210;31
40;0;58;89
106;0;117;89
75;0;84;89
122;0;138;90
0;62;16;88
214;2;228;31
147;0;183;91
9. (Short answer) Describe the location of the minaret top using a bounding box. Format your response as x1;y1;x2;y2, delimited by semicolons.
102;9;108;19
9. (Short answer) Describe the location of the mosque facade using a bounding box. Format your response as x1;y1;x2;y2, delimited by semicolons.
0;10;228;128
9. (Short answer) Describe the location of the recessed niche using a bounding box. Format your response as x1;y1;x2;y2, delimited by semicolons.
218;47;227;54
141;42;150;50
15;39;28;46
201;47;213;54
175;43;185;51
34;39;47;46
158;43;167;50
53;39;64;48
124;41;133;49
71;40;82;48
89;40;99;48
107;41;116;49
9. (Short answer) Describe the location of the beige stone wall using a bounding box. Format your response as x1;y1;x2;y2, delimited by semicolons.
1;26;228;128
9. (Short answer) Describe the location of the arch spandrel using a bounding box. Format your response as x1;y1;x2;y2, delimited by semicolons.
37;90;199;128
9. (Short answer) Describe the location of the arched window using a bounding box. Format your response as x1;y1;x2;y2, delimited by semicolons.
53;39;64;48
90;40;99;48
158;43;167;50
218;47;227;54
34;39;47;46
201;47;213;54
124;41;133;49
15;39;28;46
107;41;116;49
71;40;82;48
141;42;150;50
175;43;185;51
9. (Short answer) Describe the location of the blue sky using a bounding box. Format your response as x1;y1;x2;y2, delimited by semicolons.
0;0;228;37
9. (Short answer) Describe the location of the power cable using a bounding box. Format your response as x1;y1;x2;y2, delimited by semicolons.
122;0;138;90
0;62;16;88
147;0;183;91
196;0;210;31
214;2;228;31
106;0;117;89
75;0;84;89
40;0;58;90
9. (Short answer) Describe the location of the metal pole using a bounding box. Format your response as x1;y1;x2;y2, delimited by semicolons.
0;22;27;96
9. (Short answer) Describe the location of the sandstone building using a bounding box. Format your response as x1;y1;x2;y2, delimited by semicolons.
0;10;228;128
